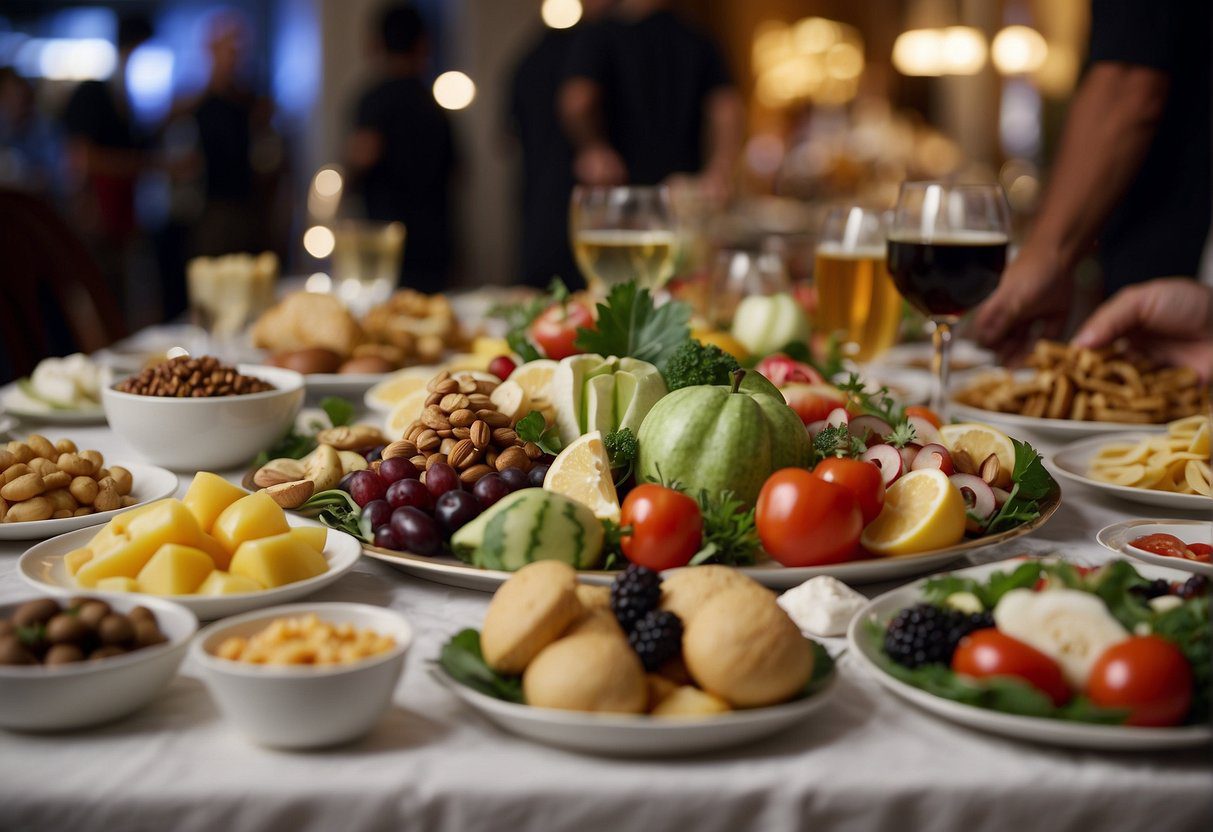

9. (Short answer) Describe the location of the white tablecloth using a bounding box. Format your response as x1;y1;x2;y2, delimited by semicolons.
0;416;1210;832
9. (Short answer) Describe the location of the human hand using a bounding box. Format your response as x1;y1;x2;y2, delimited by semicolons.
971;247;1071;363
1073;278;1213;382
574;142;627;187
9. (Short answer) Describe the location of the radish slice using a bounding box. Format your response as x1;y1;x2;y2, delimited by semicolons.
807;419;828;437
861;444;903;486
826;408;850;429
908;415;943;446
950;473;996;520
848;415;892;443
912;443;955;475
992;487;1012;507
897;443;921;472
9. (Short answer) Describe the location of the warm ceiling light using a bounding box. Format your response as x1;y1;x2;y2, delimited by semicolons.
541;0;582;30
892;29;944;76
432;71;476;110
825;42;864;80
941;26;987;75
303;225;335;259
792;17;838;54
752;22;792;74
992;25;1048;75
313;168;343;198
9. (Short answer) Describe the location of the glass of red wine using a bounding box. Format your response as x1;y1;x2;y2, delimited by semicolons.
887;182;1010;415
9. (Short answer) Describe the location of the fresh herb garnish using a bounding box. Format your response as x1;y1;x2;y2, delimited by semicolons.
515;410;562;456
487;278;571;363
812;423;866;460
298;489;366;541
253;396;356;467
921;561;1044;610
438;629;525;703
984;439;1053;534
836;372;905;425
689;489;761;566
603;427;639;485
660;340;740;391
574;281;691;368
599;518;629;571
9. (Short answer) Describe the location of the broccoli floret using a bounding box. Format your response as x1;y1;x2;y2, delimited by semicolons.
604;427;639;474
661;341;741;391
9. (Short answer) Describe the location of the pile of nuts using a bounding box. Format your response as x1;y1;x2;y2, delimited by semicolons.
0;597;165;666
0;435;137;523
362;289;465;365
388;370;540;485
117;355;275;398
253;424;388;509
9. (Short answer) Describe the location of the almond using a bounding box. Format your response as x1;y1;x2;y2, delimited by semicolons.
416;429;441;452
382;440;419;460
447;438;480;469
439;393;470;413
449;408;475;428
469;420;490;449
264;479;315;509
495;447;530;472
422;405;452;431
254;457;306;488
459;464;494;484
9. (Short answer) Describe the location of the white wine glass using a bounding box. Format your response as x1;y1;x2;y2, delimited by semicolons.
570;185;677;294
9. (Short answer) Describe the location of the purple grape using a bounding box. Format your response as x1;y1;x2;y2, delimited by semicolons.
435;490;481;535
386;478;434;512
390;506;441;555
348;470;388;507
364;444;386;462
373;524;400;550
337;472;357;493
378;456;419;484
498;467;528;492
528;464;550;488
424;462;461;498
539;453;557;466
473;473;511;509
362;499;393;531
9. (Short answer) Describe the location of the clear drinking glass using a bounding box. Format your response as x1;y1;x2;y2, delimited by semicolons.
331;219;406;316
887;182;1010;414
815;206;903;362
570;186;677;294
187;252;278;359
708;248;790;329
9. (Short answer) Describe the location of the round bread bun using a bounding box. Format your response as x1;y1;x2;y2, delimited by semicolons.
651;685;731;718
523;632;647;714
481;561;582;675
574;583;611;611
659;565;772;625
683;587;813;708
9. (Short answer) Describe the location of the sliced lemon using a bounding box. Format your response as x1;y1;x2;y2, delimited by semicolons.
860;468;966;557
938;422;1016;487
543;431;620;522
366;367;437;411
508;359;559;403
384;388;431;437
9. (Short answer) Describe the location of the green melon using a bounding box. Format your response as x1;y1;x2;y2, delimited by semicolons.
450;489;604;571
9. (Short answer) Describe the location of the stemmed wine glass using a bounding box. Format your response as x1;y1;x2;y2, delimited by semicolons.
569;186;677;294
887;182;1010;415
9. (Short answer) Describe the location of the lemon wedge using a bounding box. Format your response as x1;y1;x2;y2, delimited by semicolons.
366;367;437;411
938;422;1016;488
860;469;966;557
543;431;620;522
384;388;431;437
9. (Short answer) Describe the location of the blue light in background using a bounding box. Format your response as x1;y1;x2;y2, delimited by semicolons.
271;0;320;126
47;7;115;40
126;43;175;123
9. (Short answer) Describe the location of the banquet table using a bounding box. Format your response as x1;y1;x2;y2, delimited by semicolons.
0;391;1210;832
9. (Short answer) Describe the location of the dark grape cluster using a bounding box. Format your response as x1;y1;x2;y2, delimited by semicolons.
610;564;662;632
345;457;535;556
884;603;994;669
1130;578;1171;600
1177;575;1209;599
628;610;684;672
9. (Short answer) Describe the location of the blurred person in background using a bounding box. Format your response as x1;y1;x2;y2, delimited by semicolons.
0;67;59;196
975;0;1211;358
61;14;155;312
558;0;743;202
507;0;615;289
346;3;456;293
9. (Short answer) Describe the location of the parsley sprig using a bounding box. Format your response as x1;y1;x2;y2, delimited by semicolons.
984;439;1053;534
487;278;570;362
836;372;906;425
689;489;761;566
514;411;562;456
574;282;690;368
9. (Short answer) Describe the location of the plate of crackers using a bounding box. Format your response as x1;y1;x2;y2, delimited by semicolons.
951;340;1207;439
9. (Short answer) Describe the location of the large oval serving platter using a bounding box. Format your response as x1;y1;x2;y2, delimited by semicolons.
1050;433;1212;512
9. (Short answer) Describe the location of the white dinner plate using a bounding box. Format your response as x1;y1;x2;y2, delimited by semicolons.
848;557;1213;750
1097;519;1213;577
0;414;17;437
0;462;179;541
1;383;107;425
871;340;995;374
17;515;361;620
949;402;1168;440
430;664;837;757
1050;433;1212;512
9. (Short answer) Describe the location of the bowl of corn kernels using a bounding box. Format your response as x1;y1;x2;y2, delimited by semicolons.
191;603;412;748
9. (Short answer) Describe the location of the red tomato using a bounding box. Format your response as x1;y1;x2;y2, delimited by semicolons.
904;406;943;430
619;484;703;571
755;354;825;387
529;302;594;360
1088;636;1193;727
782;383;846;425
756;469;862;566
952;629;1071;706
812;457;885;524
1130;533;1194;560
1185;543;1212;562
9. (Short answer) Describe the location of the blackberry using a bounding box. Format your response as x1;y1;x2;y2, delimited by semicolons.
610;564;662;631
1178;575;1210;599
884;603;993;669
1130;578;1171;600
628;610;683;671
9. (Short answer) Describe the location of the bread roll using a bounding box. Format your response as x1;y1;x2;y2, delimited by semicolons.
523;632;647;714
659;565;771;624
481;561;582;674
651;685;731;718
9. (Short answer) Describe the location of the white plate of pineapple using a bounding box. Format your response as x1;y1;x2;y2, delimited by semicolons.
18;473;361;620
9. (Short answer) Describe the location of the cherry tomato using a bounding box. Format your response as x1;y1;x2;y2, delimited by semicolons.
529;301;594;360
812;457;885;524
782;383;846;425
620;484;703;571
904;406;943;430
488;355;517;381
952;629;1070;706
756;469;862;566
1185;543;1212;562
1130;533;1194;560
1088;636;1193;727
755;354;825;387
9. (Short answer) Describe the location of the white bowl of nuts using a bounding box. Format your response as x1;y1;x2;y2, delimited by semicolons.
102;357;304;471
192;603;411;748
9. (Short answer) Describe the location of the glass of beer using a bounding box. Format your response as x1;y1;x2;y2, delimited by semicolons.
887;182;1010;414
814;206;902;362
331;220;406;316
570;186;677;294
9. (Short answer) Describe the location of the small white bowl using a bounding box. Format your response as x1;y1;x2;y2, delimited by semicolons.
101;365;304;471
0;594;197;731
192;603;412;749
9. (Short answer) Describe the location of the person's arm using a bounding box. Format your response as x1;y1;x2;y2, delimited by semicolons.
558;24;626;186
974;62;1170;353
698;87;743;202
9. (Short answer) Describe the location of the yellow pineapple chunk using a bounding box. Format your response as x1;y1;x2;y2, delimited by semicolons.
182;472;249;533
288;526;327;552
196;531;235;571
211;492;290;555
229;532;328;588
89;499;174;556
95;576;141;593
136;544;215;595
65;547;94;576
76;501;203;588
196;570;263;596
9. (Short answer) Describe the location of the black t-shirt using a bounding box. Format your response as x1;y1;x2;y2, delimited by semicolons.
194;92;252;202
1088;0;1211;292
508;28;580;288
353;76;455;290
62;80;140;149
564;11;732;185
